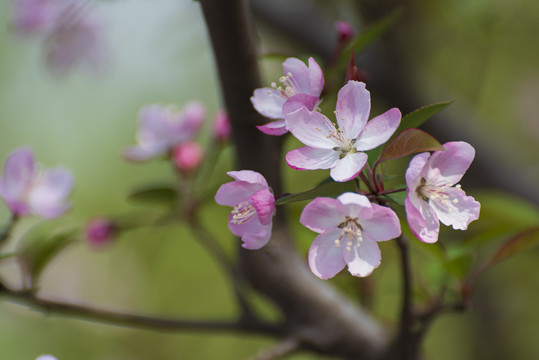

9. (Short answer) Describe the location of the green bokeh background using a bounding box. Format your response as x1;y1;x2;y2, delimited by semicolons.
0;0;538;359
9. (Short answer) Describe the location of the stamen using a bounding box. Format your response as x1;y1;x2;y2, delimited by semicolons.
231;202;257;225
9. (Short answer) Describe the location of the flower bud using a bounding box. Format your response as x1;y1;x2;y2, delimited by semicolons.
335;20;354;44
213;110;231;142
172;141;204;172
85;218;115;249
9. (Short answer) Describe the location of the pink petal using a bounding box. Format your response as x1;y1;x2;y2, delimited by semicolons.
286;107;337;149
405;194;440;243
241;224;272;250
427;142;475;185
329;152;368;182
251;88;286;119
300;197;345;233
335;81;370;139
344;238;381;277
249;188;275;225
227;170;268;188
122;145;164;162
430;187;480;230
0;147;35;201
308;228;347;279
228;211;262;237
354;108;401;151
283;93;319;114
282;57;312;94
336;192;373;219
256;120;288;136
28;167;73;219
215;181;260;206
405;152;430;190
361;204;401;242
307;57;324;96
177;101;206;138
286;146;339;171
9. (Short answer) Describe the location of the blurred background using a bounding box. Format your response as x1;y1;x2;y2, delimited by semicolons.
0;0;538;359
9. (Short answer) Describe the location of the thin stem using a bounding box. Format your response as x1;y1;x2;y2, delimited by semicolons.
1;288;282;335
187;216;254;319
0;214;18;247
251;337;301;360
359;172;376;194
396;234;414;357
378;188;407;196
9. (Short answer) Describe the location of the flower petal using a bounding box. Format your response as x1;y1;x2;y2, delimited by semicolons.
249;188;275;225
427;141;475;185
336;192;373;219
0;147;35;202
405;152;430;190
122;145;165;162
28;167;73;219
330;152;368;182
361;204;401;242
227;170;268;188
344;238;381;277
307;57;324;96
430;187;480;230
354;108;401;151
215;181;260;206
283;93;319;114
282;57;312;94
256;120;288;136
251;88;286;119
241;225;272;250
335;81;370;139
286;146;339;171
300;197;345;233
405;194;440;243
286;107;338;149
308;228;347;279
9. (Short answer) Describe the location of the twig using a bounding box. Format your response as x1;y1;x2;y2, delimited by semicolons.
1;288;282;336
395;234;415;359
251;337;301;360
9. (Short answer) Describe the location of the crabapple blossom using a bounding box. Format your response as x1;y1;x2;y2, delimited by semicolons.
10;0;61;35
0;147;73;219
172;141;204;172
85;217;115;249
215;171;275;249
301;192;401;279
405;141;480;243
123;102;205;162
212;109;231;142
286;80;401;182
251;57;324;135
36;356;58;360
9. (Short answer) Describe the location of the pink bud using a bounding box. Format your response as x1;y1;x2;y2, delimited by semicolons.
85;218;115;249
173;141;204;172
335;20;354;43
213;110;231;142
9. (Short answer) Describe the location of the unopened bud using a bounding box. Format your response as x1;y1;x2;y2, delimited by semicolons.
85;218;115;249
213;110;231;142
173;141;204;172
335;20;354;43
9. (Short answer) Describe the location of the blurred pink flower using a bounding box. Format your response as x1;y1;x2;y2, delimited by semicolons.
405;141;481;243
286;81;400;182
36;355;58;360
251;57;324;135
11;0;61;35
213;110;231;142
173;141;205;172
335;20;354;43
301;192;401;279
124;102;206;162
215;171;275;249
85;217;116;249
0;147;73;219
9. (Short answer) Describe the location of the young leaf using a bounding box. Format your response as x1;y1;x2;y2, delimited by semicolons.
483;226;539;271
382;191;407;205
128;184;178;207
394;101;454;137
377;128;444;163
275;180;355;206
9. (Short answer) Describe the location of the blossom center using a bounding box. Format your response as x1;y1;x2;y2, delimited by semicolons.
231;201;257;225
416;177;461;211
271;72;300;98
335;217;363;252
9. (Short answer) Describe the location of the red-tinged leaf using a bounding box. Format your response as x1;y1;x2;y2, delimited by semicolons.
377;128;444;163
484;226;539;270
394;101;454;138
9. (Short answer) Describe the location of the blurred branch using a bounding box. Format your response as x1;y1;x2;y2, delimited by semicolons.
251;337;301;360
1;287;282;336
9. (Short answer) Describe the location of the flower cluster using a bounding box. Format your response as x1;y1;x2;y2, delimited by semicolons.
217;56;480;279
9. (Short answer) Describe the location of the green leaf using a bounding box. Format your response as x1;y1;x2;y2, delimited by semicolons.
382;191;407;205
128;184;178;207
444;254;474;280
377;128;444;163
483;226;539;270
17;222;78;282
394;101;454;137
275;180;355;206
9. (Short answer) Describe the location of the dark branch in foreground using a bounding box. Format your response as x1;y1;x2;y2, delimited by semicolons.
1;288;282;336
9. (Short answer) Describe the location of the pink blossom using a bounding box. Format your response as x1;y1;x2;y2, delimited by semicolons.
172;141;204;172
0;147;73;219
250;57;324;135
11;0;61;35
215;171;275;249
36;356;58;360
301;192;401;279
335;20;354;43
212;110;231;142
123;102;206;162
286;81;401;182
405;141;480;243
85;217;115;249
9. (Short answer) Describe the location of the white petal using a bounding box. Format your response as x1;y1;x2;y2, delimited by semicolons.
330;152;368;182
